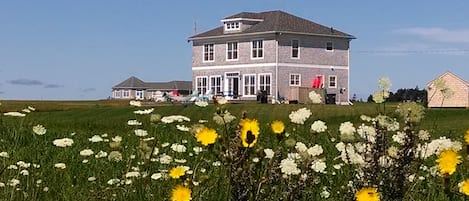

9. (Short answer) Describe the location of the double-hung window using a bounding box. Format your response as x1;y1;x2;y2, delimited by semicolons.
243;74;256;96
329;75;337;88
291;39;299;58
251;40;263;59
203;44;214;61
326;41;333;51
196;76;208;95
258;73;271;95
227;42;238;60
210;76;222;95
290;74;301;86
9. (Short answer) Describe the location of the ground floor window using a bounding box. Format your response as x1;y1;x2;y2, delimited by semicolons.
196;76;208;95
113;90;121;98
258;73;271;95
290;74;301;86
123;90;130;98
210;76;222;95
243;74;256;96
328;75;337;88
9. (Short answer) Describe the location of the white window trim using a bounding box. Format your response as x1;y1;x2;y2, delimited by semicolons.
195;76;209;95
291;39;300;59
258;73;272;95
243;74;257;97
209;75;222;95
251;39;264;60
226;41;239;61
328;75;337;88
123;90;130;98
325;41;334;52
203;43;215;62
225;22;240;31
289;73;301;86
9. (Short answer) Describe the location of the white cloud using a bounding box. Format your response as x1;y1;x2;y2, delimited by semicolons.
395;27;469;44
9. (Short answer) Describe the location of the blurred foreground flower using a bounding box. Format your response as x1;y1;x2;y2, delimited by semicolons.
436;149;461;176
33;125;47;135
308;90;322;104
129;100;141;107
239;118;260;148
53;138;74;147
271;120;285;134
355;187;380;201
459;179;469;196
3;112;26;117
171;185;192;201
196;127;218;146
289;108;311;124
169;166;186;179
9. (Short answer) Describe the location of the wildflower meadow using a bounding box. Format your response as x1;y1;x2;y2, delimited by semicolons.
1;78;469;201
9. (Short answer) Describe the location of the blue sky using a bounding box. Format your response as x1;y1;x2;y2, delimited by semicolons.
1;1;468;100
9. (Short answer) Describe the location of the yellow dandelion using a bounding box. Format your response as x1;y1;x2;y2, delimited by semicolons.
271;120;285;134
169;166;186;179
171;185;192;201
196;127;218;146
460;179;469;196
355;187;380;201
239;118;260;148
436;149;461;176
464;129;469;145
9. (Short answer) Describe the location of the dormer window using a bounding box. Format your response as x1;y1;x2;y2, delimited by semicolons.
225;22;240;31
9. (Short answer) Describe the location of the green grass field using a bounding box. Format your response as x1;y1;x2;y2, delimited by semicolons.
1;100;468;200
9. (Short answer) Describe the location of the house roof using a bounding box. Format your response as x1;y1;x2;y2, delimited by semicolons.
427;71;469;87
113;76;192;91
189;10;355;40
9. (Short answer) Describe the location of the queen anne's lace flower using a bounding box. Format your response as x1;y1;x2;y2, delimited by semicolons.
54;163;66;169
311;120;327;133
33;125;47;135
3;112;26;117
127;120;142;126
264;149;275;159
53;138;74;147
339;122;356;141
308;90;322;104
311;160;327;173
89;135;104;143
280;158;301;175
289;108;311;124
134;129;148;137
80;149;94;156
307;144;323;157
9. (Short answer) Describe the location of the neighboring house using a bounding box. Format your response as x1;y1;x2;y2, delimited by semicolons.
112;76;192;100
188;10;355;104
427;71;469;108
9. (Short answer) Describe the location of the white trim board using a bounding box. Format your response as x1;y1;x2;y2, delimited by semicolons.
193;63;348;70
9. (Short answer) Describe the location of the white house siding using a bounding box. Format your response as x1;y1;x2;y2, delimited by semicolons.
427;73;469;108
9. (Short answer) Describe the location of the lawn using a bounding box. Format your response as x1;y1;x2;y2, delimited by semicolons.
0;100;468;200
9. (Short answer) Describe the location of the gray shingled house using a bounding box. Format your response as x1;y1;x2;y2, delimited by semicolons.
112;76;192;100
188;10;355;104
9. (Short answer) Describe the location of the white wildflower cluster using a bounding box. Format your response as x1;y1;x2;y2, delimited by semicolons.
372;91;389;104
213;111;236;125
134;108;154;115
357;124;376;143
310;160;327;173
194;101;208;107
127;120;142;126
108;151;123;162
129;100;141;107
376;115;400;131
161;115;190;124
3;112;26;117
95;151;108;158
53;138;74;147
0;151;9;158
54;163;66;169
89;135;104;143
308;90;322;104
171;143;187;153
176;125;190;132
416;137;462;159
339;122;356;142
264;149;274;159
395;102;425;123
159;154;173;164
378;77;391;91
289;108;312;124
307;144;323;157
335;142;365;166
280;158;301;176
417;130;430;141
134;129;148;137
392;131;407;145
33;125;47;135
311;120;327;133
80;149;94;156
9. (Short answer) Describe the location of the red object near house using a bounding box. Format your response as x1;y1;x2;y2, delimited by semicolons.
172;89;180;96
312;76;323;88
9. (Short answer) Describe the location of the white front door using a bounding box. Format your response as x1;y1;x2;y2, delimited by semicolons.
224;72;239;99
136;90;144;100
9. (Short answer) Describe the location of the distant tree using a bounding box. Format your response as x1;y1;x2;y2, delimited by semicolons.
367;87;427;104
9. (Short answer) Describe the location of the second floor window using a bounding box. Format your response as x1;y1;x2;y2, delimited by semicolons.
326;42;333;51
252;40;263;59
291;39;299;58
227;42;238;60
290;74;301;86
204;44;214;61
329;75;337;88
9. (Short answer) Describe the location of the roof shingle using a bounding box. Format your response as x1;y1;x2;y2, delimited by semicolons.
189;10;355;40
